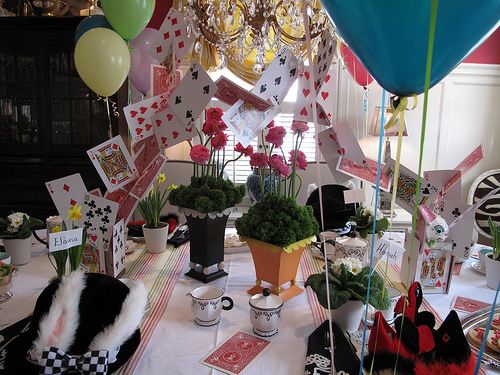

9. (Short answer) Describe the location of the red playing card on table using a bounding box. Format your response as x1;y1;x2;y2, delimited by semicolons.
451;296;491;314
201;331;271;375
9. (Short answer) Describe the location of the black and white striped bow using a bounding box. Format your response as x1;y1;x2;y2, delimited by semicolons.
39;346;109;375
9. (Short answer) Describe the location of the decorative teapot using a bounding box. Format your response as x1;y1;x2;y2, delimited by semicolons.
333;230;369;262
249;288;283;337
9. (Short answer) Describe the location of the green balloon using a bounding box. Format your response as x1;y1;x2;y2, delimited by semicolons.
102;0;156;40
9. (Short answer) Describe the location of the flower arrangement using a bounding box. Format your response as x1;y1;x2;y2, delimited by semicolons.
235;119;318;247
167;108;246;213
349;205;389;239
0;212;43;240
488;217;500;261
305;257;390;310
138;173;176;228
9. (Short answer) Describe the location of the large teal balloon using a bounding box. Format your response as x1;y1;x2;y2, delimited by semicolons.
74;16;112;44
101;0;155;40
320;1;500;96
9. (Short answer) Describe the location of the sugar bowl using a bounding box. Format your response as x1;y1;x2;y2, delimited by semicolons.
249;288;283;337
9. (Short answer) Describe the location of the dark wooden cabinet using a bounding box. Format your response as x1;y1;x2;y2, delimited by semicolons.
0;17;127;219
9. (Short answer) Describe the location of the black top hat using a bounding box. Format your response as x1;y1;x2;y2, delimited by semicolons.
2;271;147;374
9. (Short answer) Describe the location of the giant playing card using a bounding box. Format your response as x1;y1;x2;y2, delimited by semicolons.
87;136;138;192
46;173;87;227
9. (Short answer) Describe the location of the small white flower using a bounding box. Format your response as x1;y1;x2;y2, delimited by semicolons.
6;225;19;233
331;257;363;276
362;206;384;221
7;212;27;229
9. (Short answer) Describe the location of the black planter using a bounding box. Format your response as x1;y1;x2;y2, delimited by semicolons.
183;209;230;283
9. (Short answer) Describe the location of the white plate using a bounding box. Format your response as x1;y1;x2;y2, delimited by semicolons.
470;260;486;275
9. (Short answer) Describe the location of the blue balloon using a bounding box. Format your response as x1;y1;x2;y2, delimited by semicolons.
320;0;500;96
74;16;114;44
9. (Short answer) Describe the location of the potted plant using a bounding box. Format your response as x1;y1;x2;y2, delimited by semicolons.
138;172;175;253
168;108;246;282
0;212;43;265
0;261;15;302
305;257;390;332
235;120;319;301
485;217;500;289
349;205;389;240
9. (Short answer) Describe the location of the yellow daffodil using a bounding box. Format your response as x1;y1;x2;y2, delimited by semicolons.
51;225;62;233
167;184;178;190
157;173;166;183
67;204;82;221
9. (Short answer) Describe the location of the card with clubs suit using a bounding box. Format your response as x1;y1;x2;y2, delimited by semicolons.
251;48;298;104
152;107;196;150
149;8;193;64
168;62;217;127
87;136;138;193
81;193;119;252
105;219;126;277
45;173;87;227
124;92;173;142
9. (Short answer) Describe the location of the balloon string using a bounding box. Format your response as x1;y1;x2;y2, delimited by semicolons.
384;94;417;132
394;1;438;374
301;1;334;373
358;89;386;375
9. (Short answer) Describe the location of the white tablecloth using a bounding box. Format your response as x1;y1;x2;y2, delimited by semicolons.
1;239;499;374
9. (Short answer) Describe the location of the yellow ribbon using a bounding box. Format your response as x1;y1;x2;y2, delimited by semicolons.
383;94;418;133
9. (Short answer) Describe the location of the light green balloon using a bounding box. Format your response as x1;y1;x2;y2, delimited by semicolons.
74;28;131;97
102;0;156;40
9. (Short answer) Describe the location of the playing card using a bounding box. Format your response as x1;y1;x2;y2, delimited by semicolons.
151;64;180;97
293;72;329;126
81;193;119;252
215;76;272;111
451;296;491;314
168;62;217;126
130;154;167;200
124;92;173;142
333;121;365;165
317;127;352;184
417;245;452;293
88;188;102;197
153;107;196;150
222;99;281;147
105;219;126;277
442;145;484;195
104;188;139;225
81;232;105;274
134;136;161;173
315;67;336;124
313;31;335;93
336;157;391;192
46;173;87;227
150;8;194;64
87;136;138;192
251;47;298;104
201;331;271;375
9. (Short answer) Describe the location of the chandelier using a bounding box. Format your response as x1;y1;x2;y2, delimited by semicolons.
181;0;332;73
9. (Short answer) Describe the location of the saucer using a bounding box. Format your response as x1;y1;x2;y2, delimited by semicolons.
195;316;220;327
470;260;486;275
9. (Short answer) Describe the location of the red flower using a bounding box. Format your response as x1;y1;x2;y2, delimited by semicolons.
268;154;290;177
266;120;275;129
234;142;254;157
210;132;228;151
291;120;309;134
206;107;223;121
190;144;210;164
289;150;308;170
265;126;286;147
202;119;227;136
249;152;269;168
277;163;291;177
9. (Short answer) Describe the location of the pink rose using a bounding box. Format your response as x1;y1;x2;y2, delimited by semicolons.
265;126;286;147
277;163;290;177
210;132;228;151
291;120;309;134
289;150;308;171
268;154;290;177
234;142;254;157
202;119;227;136
206;107;223;121
249;152;269;168
190;144;210;164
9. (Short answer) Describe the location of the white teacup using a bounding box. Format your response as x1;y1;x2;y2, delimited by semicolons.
381;287;401;321
188;286;233;326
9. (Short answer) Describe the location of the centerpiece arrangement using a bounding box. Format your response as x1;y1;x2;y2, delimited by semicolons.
0;212;43;265
168;108;246;282
485;217;500;289
305;257;390;332
236;120;319;300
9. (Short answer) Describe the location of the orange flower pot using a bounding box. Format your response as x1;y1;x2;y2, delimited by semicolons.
241;236;315;302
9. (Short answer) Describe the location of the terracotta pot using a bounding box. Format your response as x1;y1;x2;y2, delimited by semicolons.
242;236;315;301
331;299;365;332
143;222;168;253
3;236;32;265
485;253;500;289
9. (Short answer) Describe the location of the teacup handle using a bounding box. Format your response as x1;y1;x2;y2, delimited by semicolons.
222;296;233;311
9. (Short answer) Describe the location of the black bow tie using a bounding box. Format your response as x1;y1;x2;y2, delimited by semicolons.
39;346;109;375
